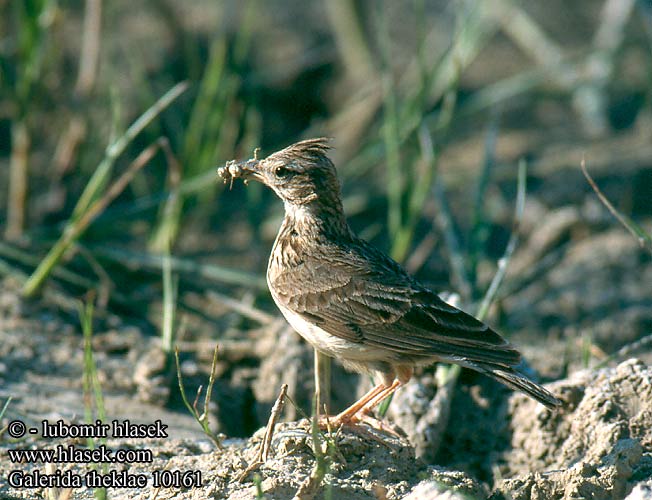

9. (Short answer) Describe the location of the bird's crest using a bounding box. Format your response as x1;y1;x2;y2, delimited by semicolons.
268;137;333;166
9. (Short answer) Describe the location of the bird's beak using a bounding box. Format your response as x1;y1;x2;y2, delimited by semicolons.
217;159;264;188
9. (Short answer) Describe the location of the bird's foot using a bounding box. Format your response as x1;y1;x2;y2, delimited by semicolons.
315;411;402;441
353;413;403;438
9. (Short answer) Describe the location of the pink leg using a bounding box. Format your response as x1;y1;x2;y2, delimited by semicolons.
319;366;413;430
360;379;401;414
325;383;387;426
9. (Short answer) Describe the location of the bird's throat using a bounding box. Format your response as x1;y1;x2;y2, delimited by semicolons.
282;201;350;240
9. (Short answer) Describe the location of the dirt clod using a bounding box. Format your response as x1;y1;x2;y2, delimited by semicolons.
494;359;652;499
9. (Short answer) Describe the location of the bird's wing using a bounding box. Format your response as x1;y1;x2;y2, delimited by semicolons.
271;239;521;366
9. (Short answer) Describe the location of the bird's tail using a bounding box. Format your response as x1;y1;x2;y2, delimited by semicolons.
470;361;562;410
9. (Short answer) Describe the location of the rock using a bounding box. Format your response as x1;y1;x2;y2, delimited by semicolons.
626;481;652;500
406;468;487;499
494;358;652;499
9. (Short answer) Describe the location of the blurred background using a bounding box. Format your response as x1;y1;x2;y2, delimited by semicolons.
1;0;651;461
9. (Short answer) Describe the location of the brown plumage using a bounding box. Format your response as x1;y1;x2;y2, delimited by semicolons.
219;138;561;423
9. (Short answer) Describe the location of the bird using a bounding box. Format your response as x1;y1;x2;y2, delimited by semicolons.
218;137;561;427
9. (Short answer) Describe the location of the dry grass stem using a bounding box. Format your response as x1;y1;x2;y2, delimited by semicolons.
581;158;652;252
23;140;162;297
53;0;102;175
238;383;289;482
76;0;102;95
22;81;189;297
324;0;376;83
6;122;30;241
207;290;276;324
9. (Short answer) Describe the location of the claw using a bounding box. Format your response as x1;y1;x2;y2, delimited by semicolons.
313;415;402;447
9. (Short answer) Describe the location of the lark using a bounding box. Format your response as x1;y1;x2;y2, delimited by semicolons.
218;138;561;426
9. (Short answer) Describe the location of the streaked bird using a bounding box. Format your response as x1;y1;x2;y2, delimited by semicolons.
218;138;560;426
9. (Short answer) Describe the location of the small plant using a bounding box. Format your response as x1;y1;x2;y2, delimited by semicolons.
174;344;224;449
292;396;337;499
252;473;266;499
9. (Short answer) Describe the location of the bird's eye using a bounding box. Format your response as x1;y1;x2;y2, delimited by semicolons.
275;166;292;178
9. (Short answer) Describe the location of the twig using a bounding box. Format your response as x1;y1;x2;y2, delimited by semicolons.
238;384;288;482
261;384;288;461
499;239;571;300
581;158;652;252
489;0;564;68
202;347;219;425
292;465;323;500
45;462;74;500
405;232;436;274
147;462;172;500
0;256;105;320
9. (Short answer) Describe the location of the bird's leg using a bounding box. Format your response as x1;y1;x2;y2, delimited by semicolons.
318;367;412;432
314;351;331;415
357;365;412;416
318;380;404;438
319;383;387;427
359;379;402;415
338;379;403;437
